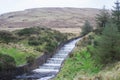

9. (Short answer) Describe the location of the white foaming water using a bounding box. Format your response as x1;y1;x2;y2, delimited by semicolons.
37;75;55;80
16;38;81;80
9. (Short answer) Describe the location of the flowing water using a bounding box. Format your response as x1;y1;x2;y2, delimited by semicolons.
16;38;81;80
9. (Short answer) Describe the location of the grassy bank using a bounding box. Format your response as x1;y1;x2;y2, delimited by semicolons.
0;43;38;65
55;40;101;80
0;27;67;70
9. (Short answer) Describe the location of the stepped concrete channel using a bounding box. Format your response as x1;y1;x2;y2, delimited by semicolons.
16;38;81;80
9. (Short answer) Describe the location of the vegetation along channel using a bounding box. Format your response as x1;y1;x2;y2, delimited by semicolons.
15;37;81;80
1;0;120;80
0;27;68;80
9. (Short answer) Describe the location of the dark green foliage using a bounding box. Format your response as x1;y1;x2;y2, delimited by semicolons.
0;30;18;44
52;31;67;42
96;7;110;28
112;0;120;31
28;40;42;46
0;53;16;71
95;7;110;35
44;41;58;52
28;36;42;46
35;47;43;52
26;27;67;46
81;20;93;35
91;23;120;64
26;55;35;64
91;1;120;65
17;27;67;53
16;27;40;36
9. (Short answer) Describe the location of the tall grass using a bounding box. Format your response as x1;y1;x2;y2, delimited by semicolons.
55;49;101;80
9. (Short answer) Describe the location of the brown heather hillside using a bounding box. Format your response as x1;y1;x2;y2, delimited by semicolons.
0;8;100;34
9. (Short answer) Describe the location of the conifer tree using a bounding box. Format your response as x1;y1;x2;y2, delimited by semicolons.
81;20;93;35
96;6;110;28
112;0;120;30
93;23;120;64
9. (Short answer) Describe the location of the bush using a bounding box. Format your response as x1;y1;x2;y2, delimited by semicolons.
0;30;18;43
16;27;40;36
81;20;93;35
44;41;58;52
35;46;43;52
26;55;35;64
28;40;42;46
0;53;16;71
28;36;43;46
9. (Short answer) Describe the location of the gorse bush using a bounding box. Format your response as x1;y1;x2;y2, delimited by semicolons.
28;37;42;46
44;40;58;52
16;27;40;36
0;53;16;71
26;54;36;64
26;27;67;52
0;30;18;44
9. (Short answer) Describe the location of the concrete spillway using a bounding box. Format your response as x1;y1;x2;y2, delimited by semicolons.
16;38;81;80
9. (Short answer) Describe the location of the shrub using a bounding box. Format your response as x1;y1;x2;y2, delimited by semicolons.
81;20;93;36
0;53;16;71
16;27;40;36
28;39;42;46
0;30;18;44
44;41;58;52
35;46;43;52
28;36;43;46
26;55;35;64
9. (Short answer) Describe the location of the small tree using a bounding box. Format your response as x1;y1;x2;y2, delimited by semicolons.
92;23;120;64
112;0;120;31
81;20;93;35
96;6;110;34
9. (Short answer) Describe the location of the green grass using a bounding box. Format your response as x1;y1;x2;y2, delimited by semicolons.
0;47;30;65
55;49;101;80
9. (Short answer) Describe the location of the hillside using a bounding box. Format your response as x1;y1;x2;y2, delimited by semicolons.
0;8;100;29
